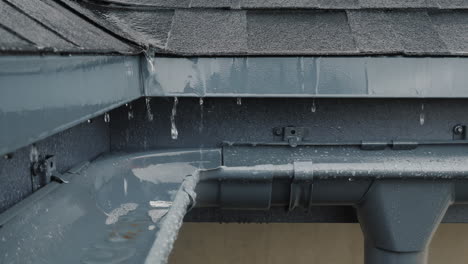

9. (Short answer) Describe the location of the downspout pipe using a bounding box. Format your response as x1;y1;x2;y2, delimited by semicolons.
194;161;466;264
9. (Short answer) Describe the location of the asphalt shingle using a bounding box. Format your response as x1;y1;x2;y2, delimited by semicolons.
167;9;247;55
436;0;468;8
0;0;75;50
7;0;133;51
319;0;359;8
107;0;190;7
347;10;404;53
1;0;468;56
359;0;439;8
91;8;174;48
190;0;233;8
241;0;320;8
247;11;357;54
348;10;448;55
430;11;468;54
0;26;33;50
385;11;448;54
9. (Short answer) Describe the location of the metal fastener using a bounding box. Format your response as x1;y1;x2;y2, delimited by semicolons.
454;125;464;135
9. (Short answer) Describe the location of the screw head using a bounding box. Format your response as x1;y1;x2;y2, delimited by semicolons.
273;127;283;136
454;125;464;135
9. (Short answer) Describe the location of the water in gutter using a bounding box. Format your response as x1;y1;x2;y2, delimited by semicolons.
0;149;222;264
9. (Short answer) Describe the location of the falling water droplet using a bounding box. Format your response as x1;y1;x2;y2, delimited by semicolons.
171;97;179;140
315;58;321;95
311;99;317;113
125;62;133;77
127;104;134;120
419;103;425;126
199;98;204;133
237;98;242;105
144;51;156;74
146;97;153;121
104;113;110;123
123;178;128;197
30;145;39;163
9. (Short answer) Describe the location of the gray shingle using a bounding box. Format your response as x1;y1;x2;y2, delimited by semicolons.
6;0;133;51
106;0;190;7
359;0;439;8
319;0;359;9
431;11;468;54
75;0;468;9
59;0;139;44
92;8;174;48
241;0;320;8
167;9;247;54
347;10;404;53
0;26;33;50
436;0;468;8
190;0;232;8
247;11;357;54
348;10;448;55
2;0;468;56
0;1;74;49
386;11;447;54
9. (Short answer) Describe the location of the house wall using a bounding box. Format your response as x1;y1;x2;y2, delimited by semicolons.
170;223;468;264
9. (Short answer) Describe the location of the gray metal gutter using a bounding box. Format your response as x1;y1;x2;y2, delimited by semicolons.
1;144;467;264
0;55;141;156
0;149;221;264
3;55;468;156
144;170;200;264
194;160;466;264
144;57;468;98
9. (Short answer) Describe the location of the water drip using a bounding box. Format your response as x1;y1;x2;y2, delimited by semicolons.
171;97;179;140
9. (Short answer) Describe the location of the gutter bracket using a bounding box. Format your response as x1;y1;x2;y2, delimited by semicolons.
273;126;309;147
31;155;68;191
289;161;314;211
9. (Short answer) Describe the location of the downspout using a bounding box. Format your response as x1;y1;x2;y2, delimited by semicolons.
194;161;464;264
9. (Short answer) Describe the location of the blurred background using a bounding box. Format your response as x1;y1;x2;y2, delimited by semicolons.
171;223;467;264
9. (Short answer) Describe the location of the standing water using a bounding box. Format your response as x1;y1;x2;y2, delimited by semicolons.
171;97;179;140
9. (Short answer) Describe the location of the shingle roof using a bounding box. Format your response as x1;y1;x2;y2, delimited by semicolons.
1;0;468;56
0;0;137;54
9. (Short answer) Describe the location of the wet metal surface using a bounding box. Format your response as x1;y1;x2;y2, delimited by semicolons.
3;55;468;157
0;149;221;264
0;55;141;156
0;116;109;214
110;98;468;151
145;57;468;98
